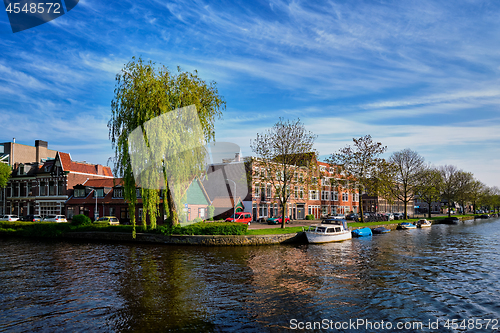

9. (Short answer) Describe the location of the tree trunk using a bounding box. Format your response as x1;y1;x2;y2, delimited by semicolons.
166;185;179;227
359;197;364;222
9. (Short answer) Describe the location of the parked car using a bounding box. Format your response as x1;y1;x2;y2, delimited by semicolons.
267;216;290;225
329;213;346;220
225;212;252;225
393;213;405;220
384;213;394;221
345;213;359;220
0;215;19;221
22;214;43;222
43;215;68;223
94;216;120;225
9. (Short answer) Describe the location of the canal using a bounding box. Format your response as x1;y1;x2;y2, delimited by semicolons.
1;217;499;332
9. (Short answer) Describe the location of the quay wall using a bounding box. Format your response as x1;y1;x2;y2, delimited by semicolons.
63;231;308;246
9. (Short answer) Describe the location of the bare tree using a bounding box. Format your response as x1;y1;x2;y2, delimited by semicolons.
468;179;485;214
250;118;317;228
327;135;387;222
388;149;425;219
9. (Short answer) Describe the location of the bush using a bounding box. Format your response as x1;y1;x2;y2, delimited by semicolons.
191;217;203;223
159;222;248;236
71;214;92;226
305;214;315;220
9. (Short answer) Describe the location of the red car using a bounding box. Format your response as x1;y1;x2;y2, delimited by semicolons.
225;212;252;225
267;216;290;225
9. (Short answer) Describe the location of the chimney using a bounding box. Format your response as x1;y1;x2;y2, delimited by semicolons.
235;153;240;162
35;140;48;163
96;164;103;175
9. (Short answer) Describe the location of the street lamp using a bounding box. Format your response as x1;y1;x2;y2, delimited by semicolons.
226;179;236;220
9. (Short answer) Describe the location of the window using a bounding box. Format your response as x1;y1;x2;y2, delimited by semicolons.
266;184;271;198
321;191;329;200
353;193;359;202
199;208;205;218
331;191;338;201
49;181;56;196
121;207;127;220
94;189;104;197
40;182;47;196
293;186;298;199
274;203;278;217
74;188;85;198
20;183;26;197
342;193;349;201
299;186;304;199
320;166;326;172
58;181;64;196
309;190;318;200
113;188;123;198
136;188;142;198
254;183;260;197
138;208;143;221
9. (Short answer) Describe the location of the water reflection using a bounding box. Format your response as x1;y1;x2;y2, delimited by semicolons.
0;217;499;332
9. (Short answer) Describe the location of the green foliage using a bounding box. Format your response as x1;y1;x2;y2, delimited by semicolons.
191;217;203;223
71;214;92;226
108;57;225;231
0;163;12;189
159;222;247;236
207;205;215;219
305;214;315;220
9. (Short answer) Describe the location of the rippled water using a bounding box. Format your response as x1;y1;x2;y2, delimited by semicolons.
1;218;500;332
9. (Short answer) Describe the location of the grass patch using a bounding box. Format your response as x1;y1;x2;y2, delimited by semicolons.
246;226;304;235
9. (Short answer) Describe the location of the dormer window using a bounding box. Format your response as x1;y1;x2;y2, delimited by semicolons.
94;189;104;198
74;188;86;198
113;188;123;198
19;164;24;175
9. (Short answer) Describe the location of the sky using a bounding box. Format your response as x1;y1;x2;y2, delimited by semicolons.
1;0;499;188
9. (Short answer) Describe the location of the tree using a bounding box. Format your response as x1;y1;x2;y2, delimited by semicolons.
250;118;317;229
0;163;11;189
327;135;387;222
454;171;474;214
468;179;485;214
387;149;425;219
439;165;460;217
416;166;443;219
108;57;225;234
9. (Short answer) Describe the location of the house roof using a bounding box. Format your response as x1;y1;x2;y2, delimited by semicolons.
58;152;113;177
211;196;243;208
202;162;251;202
81;178;123;188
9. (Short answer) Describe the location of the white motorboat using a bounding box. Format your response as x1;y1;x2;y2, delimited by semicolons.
304;219;352;244
416;219;432;228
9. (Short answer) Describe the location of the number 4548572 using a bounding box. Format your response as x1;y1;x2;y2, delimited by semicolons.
444;319;498;330
5;2;61;14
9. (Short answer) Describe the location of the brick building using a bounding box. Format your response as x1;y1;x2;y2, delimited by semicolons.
2;150;113;217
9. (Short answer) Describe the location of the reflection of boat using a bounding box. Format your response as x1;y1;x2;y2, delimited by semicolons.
304;219;352;244
416;219;432;228
399;222;417;229
352;227;372;237
441;217;459;225
372;227;391;234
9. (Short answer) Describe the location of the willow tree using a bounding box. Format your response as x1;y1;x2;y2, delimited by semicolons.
250;118;317;229
327;135;387;222
108;57;225;233
0;163;11;189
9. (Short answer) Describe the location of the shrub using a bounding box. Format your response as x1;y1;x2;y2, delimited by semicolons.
305;214;315;220
159;222;247;236
191;217;203;223
71;214;92;226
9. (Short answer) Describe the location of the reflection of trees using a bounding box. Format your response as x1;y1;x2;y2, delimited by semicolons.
114;246;214;332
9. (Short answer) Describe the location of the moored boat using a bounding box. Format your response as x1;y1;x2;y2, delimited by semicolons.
352;227;372;237
398;222;417;229
416;219;432;228
304;219;352;244
372;226;391;234
441;217;460;224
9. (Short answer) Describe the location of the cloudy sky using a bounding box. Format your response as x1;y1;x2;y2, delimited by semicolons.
1;0;499;187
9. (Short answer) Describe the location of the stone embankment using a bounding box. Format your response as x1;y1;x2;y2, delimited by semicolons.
63;231;307;246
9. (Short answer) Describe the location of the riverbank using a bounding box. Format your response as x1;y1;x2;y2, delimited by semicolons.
1;214;491;246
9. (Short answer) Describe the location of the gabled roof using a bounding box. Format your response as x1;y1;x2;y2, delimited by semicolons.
81;178;123;188
57;152;113;177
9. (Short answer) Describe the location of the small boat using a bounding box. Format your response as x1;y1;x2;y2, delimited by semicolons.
352;227;372;237
416;219;432;228
441;217;459;225
372;226;391;234
398;222;417;229
304;219;352;244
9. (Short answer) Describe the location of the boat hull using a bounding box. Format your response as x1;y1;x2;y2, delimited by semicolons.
372;227;391;234
352;227;372;237
305;231;352;244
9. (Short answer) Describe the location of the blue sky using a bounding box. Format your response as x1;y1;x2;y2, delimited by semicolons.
1;0;500;188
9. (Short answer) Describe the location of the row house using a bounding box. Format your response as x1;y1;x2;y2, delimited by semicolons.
2;151;113;217
201;154;359;221
64;177;211;224
361;194;415;215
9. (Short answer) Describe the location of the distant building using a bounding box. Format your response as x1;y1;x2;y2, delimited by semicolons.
0;139;57;165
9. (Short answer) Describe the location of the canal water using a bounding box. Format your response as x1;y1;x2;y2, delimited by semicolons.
1;217;499;332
